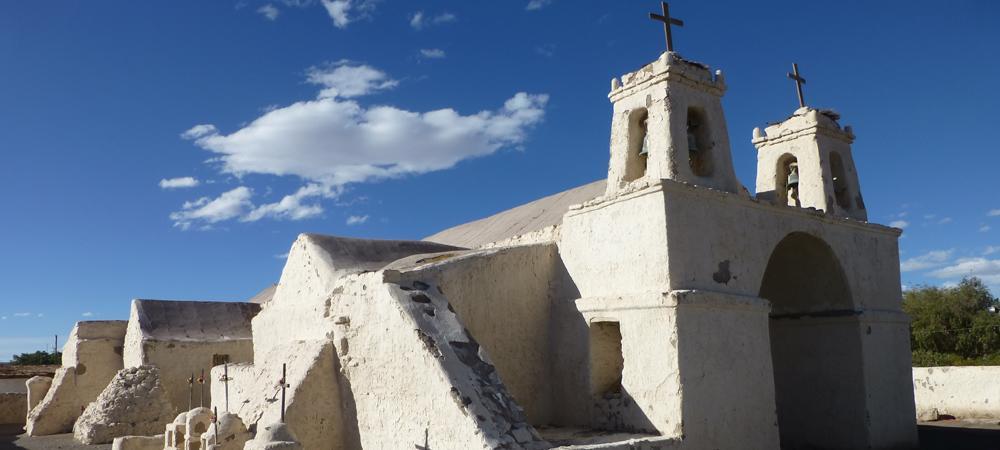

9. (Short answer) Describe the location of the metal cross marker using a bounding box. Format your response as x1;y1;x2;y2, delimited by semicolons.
278;363;290;422
212;406;218;438
787;63;807;108
649;2;684;52
198;369;206;408
221;362;230;412
188;373;194;410
415;429;430;450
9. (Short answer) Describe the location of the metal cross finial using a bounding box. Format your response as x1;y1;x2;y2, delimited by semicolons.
787;63;807;108
278;363;290;422
649;2;684;52
188;373;194;411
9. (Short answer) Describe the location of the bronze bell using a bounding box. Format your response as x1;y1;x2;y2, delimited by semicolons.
786;163;799;188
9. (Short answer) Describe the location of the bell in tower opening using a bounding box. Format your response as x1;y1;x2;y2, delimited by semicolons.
786;161;800;207
638;116;650;157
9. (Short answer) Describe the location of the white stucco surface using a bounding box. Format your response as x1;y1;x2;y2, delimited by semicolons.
26;320;127;436
913;366;1000;420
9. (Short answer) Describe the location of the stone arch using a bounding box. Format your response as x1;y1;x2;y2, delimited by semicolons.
623;108;649;183
759;232;868;449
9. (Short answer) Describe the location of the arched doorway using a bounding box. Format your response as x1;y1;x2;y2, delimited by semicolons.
759;232;868;449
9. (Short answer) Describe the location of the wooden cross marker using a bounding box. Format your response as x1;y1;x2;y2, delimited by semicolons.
278;363;290;422
649;2;684;52
787;63;807;108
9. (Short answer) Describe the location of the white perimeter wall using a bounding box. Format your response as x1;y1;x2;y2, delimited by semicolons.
913;366;1000;419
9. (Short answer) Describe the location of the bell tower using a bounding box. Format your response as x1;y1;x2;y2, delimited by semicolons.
605;51;741;196
752;64;867;221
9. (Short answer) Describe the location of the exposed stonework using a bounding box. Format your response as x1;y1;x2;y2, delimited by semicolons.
73;365;174;444
26;320;127;436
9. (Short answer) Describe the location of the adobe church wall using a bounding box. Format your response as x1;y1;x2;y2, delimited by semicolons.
26;321;126;436
0;393;27;425
140;340;253;414
389;244;561;425
654;179;901;311
558;187;670;299
913;366;1000;420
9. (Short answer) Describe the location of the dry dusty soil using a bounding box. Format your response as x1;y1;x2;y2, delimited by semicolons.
2;421;1000;449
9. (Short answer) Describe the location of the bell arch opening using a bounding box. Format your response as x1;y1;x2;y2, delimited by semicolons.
686;106;714;177
624;108;649;183
829;152;851;210
776;154;799;207
759;232;868;449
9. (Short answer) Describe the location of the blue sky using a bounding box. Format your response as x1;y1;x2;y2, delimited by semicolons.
1;1;998;360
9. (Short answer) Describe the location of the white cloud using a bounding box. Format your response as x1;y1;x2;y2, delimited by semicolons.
985;246;1000;256
170;187;254;230
526;0;553;11
178;63;547;228
319;0;374;28
306;62;398;99
37;313;43;318
929;257;1000;284
257;4;280;20
900;249;954;273
159;177;201;189
346;214;369;225
274;253;289;260
13;313;31;317
889;220;909;229
988;209;1000;217
938;217;953;224
181;124;218;140
981;225;993;233
409;11;455;30
82;312;94;317
242;184;329;222
183;65;546;222
419;48;446;59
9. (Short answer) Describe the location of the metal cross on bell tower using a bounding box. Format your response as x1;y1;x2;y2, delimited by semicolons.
787;63;807;108
649;2;684;52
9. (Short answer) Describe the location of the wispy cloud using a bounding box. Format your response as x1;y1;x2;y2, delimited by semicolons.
419;48;446;59
409;11;456;30
176;62;548;229
274;252;289;260
159;177;200;189
169;187;254;230
257;4;280;20
889;220;909;229
346;214;369;225
985;246;1000;256
988;209;1000;217
13;313;31;317
82;312;94;317
526;0;553;11
981;225;993;233
929;257;1000;284
320;0;376;28
306;61;398;99
900;249;954;272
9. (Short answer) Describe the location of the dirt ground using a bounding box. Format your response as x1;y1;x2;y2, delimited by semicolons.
2;421;999;449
